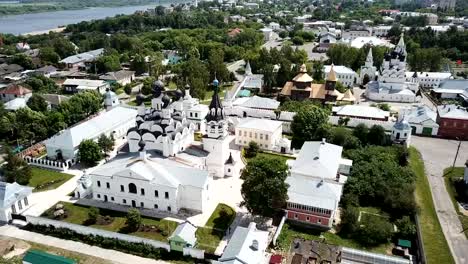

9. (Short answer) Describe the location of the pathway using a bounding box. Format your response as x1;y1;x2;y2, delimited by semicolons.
0;225;170;264
411;136;468;264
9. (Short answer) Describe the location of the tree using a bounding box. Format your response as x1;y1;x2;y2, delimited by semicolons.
292;36;304;45
124;84;132;95
39;47;60;64
240;157;289;216
52;37;76;59
98;134;114;154
24;76;59;93
353;123;369;145
340;205;359;236
88;207;100;224
27;94;48;112
11;53;34;69
2;149;32;185
368;125;387;146
78;139;102;166
244;141;259;158
291;105;330;148
330;127;359;150
130;54;147;75
126;208;142;231
356;215;393;246
312;61;324;82
95;54;120;73
396;216;417;239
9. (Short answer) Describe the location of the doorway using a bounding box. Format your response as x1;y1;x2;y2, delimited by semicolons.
132;200;136;207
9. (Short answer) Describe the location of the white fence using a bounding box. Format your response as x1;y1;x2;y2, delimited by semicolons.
25;215;171;251
183;247;204;259
23;156;71;172
272;215;287;246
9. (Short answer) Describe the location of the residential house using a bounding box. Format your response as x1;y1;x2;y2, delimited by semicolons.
269;22;280;30
59;48;104;70
405;71;452;88
431;79;468;100
317;32;337;53
404;105;439;136
365;81;418;103
0;182;33;222
216;223;269;264
34;65;58;77
4;98;28;111
349;36;394;49
235;118;291;153
436;104;468;139
99;70;135;86
89;151;211;214
0;84;32;103
168;221;197;251
16;42;30;51
0;63;23;79
162;50;182;65
260;28;273;41
45;106;137;162
285;140;352;229
62;79;109;94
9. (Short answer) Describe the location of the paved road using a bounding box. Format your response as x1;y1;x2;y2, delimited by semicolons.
0;225;170;264
411;136;468;264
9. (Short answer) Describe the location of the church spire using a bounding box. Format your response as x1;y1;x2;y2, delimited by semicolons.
395;33;407;56
206;78;224;122
245;61;252;75
366;48;373;63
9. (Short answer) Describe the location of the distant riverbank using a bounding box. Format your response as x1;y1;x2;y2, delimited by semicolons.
0;4;165;35
0;0;158;16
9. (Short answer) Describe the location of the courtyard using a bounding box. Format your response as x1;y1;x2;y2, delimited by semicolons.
28;167;74;192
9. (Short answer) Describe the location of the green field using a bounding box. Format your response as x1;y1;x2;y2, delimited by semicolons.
443;166;468;239
29;167;74;192
196;203;236;253
42;202;178;242
409;147;454;264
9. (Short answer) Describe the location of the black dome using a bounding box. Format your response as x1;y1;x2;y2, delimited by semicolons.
162;93;171;108
136;92;145;106
153;80;165;98
175;89;184;100
138;140;146;151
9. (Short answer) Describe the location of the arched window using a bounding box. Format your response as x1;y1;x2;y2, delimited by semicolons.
128;183;137;194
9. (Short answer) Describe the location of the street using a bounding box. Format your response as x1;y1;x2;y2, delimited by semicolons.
411;136;468;264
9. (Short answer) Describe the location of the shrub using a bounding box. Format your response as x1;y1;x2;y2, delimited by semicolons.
126;208;142;231
88;207;100;224
244;141;259;158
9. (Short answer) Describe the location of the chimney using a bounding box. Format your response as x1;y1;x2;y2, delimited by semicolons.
250;239;259;251
321;138;326;145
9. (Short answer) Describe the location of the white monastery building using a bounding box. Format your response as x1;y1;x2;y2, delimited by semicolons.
323;65;357;87
0;182;33;222
235;118;291;153
45;106;137;162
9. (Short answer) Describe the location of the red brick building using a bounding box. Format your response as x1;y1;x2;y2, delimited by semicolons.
285;140;352;229
437;105;468;140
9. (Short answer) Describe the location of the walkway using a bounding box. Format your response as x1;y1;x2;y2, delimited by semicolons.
0;225;170;264
411;136;468;264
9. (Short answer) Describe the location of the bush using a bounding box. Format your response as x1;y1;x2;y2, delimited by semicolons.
126;208;142;231
88;207;100;224
356;215;393;246
292;36;304;45
396;216;417;239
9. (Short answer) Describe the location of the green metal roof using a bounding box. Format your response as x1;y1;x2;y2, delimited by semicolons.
23;250;76;264
238;90;251;97
398;239;411;248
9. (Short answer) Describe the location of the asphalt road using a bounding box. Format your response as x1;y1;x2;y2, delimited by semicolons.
411;136;468;264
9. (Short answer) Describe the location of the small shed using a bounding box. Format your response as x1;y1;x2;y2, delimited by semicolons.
397;239;411;249
168;221;197;252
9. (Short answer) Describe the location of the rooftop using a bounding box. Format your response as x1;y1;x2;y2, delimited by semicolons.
236;118;283;132
0;182;33;209
332;105;389;120
437;105;468;120
59;48;104;64
0;84;32;95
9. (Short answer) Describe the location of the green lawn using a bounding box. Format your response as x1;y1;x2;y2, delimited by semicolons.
443;166;468;239
245;151;295;164
409;147;455;264
29;167;74;192
42;202;178;242
196;203;236;253
276;223;391;255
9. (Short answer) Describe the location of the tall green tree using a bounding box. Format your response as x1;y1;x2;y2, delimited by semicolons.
27;94;48;112
291;105;330;148
240;157;289;216
98;134;115;154
39;47;60;64
78;139;102;166
2;148;32;185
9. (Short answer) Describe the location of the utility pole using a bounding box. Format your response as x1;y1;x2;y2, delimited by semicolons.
452;138;462;171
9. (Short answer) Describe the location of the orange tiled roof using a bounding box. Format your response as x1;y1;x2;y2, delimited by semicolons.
0;84;32;95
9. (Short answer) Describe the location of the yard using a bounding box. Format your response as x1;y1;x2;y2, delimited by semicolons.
244;150;295;164
41;202;178;242
443;166;468;239
29;167;74;192
275;223;391;255
196;203;236;253
409;147;455;264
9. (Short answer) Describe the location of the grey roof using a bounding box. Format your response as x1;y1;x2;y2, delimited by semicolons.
237;118;282;132
59;48;104;64
36;65;57;74
169;221;197;246
438;79;468;90
90;154;209;189
0;182;33;209
286;176;342;210
99;70;135;81
0;63;23;76
219;223;269;264
393;118;411;130
240;96;280;110
406;105;438;125
437;105;468;120
243;74;263;89
367;81;415;95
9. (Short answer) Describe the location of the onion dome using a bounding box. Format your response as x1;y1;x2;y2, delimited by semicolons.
138;140;146;151
175;88;184;100
153;80;165;98
136;92;145;106
162;93;171;108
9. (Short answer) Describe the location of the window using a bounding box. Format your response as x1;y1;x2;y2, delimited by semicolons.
228;168;231;172
24;197;28;206
306;216;310;221
294;214;298;219
11;205;16;214
190;112;193;117
154;204;158;209
140;202;144;207
18;200;22;210
155;190;159;197
97;194;101;198
141;188;145;196
123;199;126;204
265;134;269;140
120;185;124;192
167;206;171;211
317;219;321;224
97;181;101;187
195;113;198;118
255;133;257;139
111;197;115;201
165;192;169;199
249;132;252;138
128;183;137;194
260;134;263;140
244;131;247;137
106;182;110;189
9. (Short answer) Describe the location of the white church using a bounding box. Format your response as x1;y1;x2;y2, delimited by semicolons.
365;33;420;103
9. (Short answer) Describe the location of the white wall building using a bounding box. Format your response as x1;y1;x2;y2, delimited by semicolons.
359;49;377;85
46;106;137;162
404;105;439;136
323;65;357;87
63;79;110;94
348;36;394;49
365;81;419;103
89;152;210;213
405;71;452;88
0;84;32;103
342;28;372;41
0;182;33;222
260;28;273;41
235;118;291;153
431;79;468;99
372;25;392;37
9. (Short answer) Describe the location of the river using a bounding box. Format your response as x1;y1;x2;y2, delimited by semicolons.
0;4;165;35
